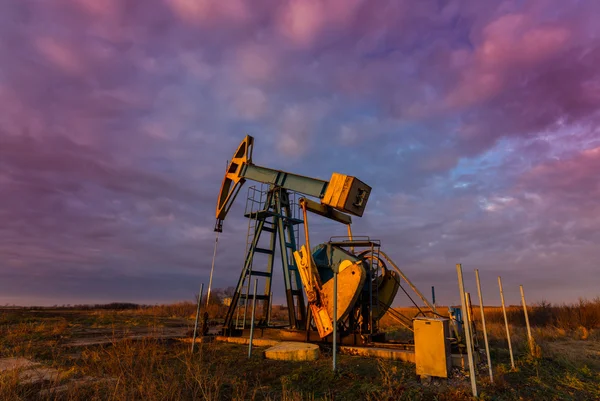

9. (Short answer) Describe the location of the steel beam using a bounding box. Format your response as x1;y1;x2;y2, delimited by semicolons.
242;164;328;199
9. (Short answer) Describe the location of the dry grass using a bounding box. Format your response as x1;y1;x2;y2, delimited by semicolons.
1;297;600;400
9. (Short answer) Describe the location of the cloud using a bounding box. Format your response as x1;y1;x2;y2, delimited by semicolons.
0;0;599;305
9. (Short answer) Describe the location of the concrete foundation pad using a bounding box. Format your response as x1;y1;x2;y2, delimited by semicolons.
339;346;476;369
264;342;320;361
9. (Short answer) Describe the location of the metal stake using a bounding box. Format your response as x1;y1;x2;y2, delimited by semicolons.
475;270;493;383
206;233;219;307
267;291;273;326
431;286;437;312
191;283;204;353
498;276;515;369
456;264;477;397
520;285;534;355
333;267;338;372
466;292;478;349
248;279;258;359
465;292;473;330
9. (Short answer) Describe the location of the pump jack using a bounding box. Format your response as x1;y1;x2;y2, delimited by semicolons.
215;135;436;343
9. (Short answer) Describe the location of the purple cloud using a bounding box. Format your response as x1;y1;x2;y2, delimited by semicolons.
1;0;599;306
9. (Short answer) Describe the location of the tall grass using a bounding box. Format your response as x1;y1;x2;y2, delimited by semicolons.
381;298;600;332
473;297;600;331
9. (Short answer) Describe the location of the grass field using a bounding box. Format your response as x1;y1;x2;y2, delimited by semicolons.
1;299;599;400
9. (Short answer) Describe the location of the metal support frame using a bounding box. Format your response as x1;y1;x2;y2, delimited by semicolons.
224;186;306;332
248;279;258;358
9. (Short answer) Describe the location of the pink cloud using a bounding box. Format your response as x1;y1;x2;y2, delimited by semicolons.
521;145;600;194
36;37;83;75
277;0;326;47
165;0;211;24
276;0;364;47
72;0;120;19
235;43;279;83
276;101;331;157
445;13;572;110
233;88;268;120
478;14;571;68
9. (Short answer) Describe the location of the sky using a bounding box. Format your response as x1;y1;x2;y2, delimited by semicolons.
1;0;599;307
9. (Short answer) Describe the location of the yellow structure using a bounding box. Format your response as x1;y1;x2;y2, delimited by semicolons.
414;317;451;378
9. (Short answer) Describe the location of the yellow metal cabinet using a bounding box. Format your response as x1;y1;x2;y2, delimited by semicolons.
414;317;451;378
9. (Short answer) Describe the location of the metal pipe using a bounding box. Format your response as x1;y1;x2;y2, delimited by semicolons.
475;270;493;383
456;264;477;397
248;278;258;359
333;267;338;372
520;285;534;355
191;282;204;353
301;200;313;288
267;291;273;326
243;272;251;328
431;286;436;312
347;224;354;254
498;276;515;369
380;251;436;311
369;243;374;336
206;233;219;307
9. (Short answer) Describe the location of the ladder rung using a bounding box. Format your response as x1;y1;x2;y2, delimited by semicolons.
240;294;269;300
262;227;275;233
254;248;274;255
249;271;271;278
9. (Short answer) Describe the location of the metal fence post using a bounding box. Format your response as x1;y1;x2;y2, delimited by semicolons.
333;267;338;372
465;292;479;352
498;276;515;369
248;279;258;359
520;285;534;355
192;283;204;353
475;270;493;383
457;264;478;397
206;234;219;307
267;291;273;326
